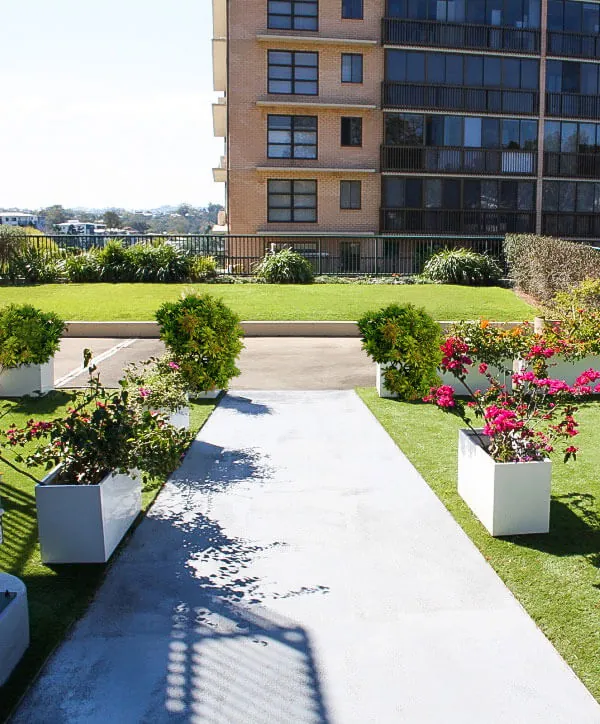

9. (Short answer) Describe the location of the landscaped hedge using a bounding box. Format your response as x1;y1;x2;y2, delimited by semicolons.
504;234;600;301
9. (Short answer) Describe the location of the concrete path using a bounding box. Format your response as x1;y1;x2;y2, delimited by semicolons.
56;338;374;390
13;391;600;723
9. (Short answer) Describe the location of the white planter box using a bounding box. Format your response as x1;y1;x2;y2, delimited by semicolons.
441;360;513;394
0;573;29;686
458;429;551;537
376;363;399;399
166;406;190;429
36;468;142;564
543;355;600;388
0;359;54;397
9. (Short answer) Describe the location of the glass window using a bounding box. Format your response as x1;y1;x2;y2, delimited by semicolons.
502;119;520;149
387;0;406;16
526;0;541;27
340;180;361;209
268;0;318;30
463;180;481;209
446;55;463;85
547;0;563;30
442;179;461;208
444;116;462;146
407;52;425;82
383;177;405;206
520;60;539;90
424;179;442;208
268;115;317;159
579;123;596;151
486;0;503;25
583;3;600;33
521;121;537;150
341;53;363;83
341;117;362;146
543;181;559;211
481;180;498;208
518;182;534;210
577;182;595;212
405;178;422;207
466;0;485;23
580;64;598;95
342;0;363;18
562;62;580;93
559;182;576;212
464;117;482;147
427;54;446;84
561;122;577;152
465;56;483;86
268;50;318;95
563;1;581;32
546;61;562;93
482;117;500;148
544;121;560;152
484;56;502;86
385;113;424;145
503;59;521;89
500;181;518;209
268;179;317;222
386;50;406;82
426;115;444;146
407;0;427;17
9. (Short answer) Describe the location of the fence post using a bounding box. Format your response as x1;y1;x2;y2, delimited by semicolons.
318;237;322;276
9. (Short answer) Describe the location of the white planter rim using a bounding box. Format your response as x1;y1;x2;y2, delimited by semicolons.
40;466;138;487
460;429;550;467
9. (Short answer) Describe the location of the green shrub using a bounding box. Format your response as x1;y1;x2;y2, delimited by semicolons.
64;250;101;282
357;303;442;400
126;242;190;282
122;355;189;412
189;255;218;281
551;278;600;315
504;234;600;301
155;293;244;394
0;304;65;370
422;248;502;286
0;226;29;281
254;247;314;284
10;245;64;283
96;240;132;282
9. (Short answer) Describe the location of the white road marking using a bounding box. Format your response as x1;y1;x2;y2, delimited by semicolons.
55;339;138;388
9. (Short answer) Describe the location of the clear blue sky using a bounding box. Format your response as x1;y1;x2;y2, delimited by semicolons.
0;0;224;210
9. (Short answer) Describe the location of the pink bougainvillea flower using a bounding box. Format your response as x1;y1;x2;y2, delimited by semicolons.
138;387;152;398
168;361;180;371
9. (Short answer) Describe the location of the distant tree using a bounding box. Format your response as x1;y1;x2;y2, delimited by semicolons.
42;205;69;228
176;203;193;217
128;219;150;233
103;211;121;228
207;203;223;223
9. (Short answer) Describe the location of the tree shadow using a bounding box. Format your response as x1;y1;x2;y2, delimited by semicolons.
219;394;273;417
0;390;75;419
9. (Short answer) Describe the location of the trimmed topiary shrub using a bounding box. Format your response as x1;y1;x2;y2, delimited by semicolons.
155;293;244;394
504;233;600;301
422;248;502;286
254;247;314;284
357;303;442;400
0;304;65;370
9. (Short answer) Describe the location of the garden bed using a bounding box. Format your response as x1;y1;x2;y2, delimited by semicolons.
357;388;600;703
0;284;536;322
0;392;217;721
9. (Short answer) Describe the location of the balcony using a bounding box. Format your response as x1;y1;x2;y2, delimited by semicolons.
381;146;537;174
546;92;600;120
382;18;540;54
380;208;535;234
382;82;539;115
542;213;600;238
547;31;600;59
544;152;600;178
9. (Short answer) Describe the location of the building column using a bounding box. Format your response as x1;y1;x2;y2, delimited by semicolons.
535;0;549;235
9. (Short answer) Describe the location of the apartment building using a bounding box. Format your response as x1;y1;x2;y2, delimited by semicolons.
211;0;600;269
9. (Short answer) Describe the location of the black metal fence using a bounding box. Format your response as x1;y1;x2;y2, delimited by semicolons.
24;233;506;277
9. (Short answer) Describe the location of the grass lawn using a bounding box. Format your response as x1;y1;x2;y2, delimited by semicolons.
0;283;535;321
357;388;600;702
0;394;216;722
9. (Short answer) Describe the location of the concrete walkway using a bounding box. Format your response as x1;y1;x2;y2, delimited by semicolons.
13;392;600;723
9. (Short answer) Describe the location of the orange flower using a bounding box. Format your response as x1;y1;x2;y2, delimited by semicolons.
480;319;490;329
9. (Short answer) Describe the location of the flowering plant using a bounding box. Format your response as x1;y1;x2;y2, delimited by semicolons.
121;355;188;413
446;320;533;373
425;335;598;463
1;350;191;485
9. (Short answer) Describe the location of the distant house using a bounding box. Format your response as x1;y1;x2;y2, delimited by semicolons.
55;220;98;235
0;211;38;227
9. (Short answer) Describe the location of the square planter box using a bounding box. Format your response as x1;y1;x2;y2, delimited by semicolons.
440;360;513;395
0;359;54;398
458;429;551;537
36;468;142;564
189;389;221;400
166;406;190;429
376;363;399;399
0;573;29;686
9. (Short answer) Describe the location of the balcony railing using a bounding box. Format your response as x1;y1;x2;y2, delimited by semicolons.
380;208;535;234
542;213;600;238
382;18;540;53
547;31;600;59
382;82;539;115
544;151;600;178
381;145;537;174
546;92;600;120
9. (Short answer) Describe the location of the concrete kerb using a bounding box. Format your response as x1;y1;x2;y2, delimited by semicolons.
63;320;525;338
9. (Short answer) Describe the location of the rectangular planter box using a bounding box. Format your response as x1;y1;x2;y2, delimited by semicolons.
376;363;399;399
0;359;54;397
440;360;513;395
0;573;29;686
166;406;190;429
36;468;142;564
189;389;221;400
458;429;551;537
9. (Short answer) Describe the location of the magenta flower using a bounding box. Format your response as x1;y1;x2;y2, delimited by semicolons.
168;361;180;371
138;387;152;398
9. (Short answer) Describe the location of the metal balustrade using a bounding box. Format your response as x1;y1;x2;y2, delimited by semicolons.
381;145;537;174
547;31;600;59
546;92;600;120
380;208;536;234
543;151;600;178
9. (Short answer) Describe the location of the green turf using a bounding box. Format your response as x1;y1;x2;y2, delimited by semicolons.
0;284;535;321
0;395;216;722
357;388;600;703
